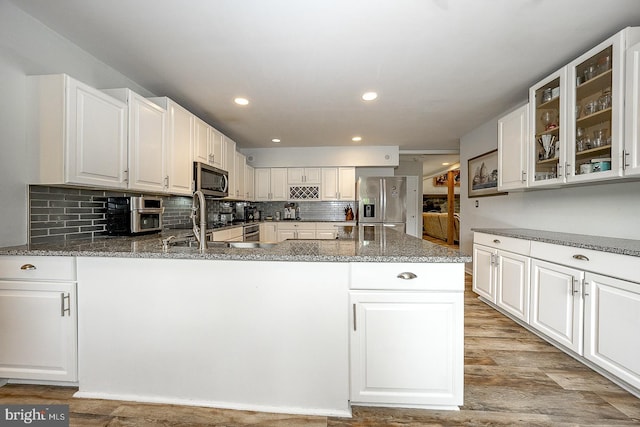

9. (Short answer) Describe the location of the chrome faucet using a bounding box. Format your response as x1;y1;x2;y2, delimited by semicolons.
191;190;207;251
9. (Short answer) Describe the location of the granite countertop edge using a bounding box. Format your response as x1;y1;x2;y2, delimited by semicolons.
473;228;640;257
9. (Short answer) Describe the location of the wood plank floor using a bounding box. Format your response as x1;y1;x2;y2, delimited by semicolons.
1;275;639;426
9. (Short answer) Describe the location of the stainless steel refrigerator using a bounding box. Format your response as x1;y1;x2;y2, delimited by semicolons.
356;176;407;233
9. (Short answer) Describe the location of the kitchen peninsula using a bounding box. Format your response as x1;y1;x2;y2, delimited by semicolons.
0;226;470;417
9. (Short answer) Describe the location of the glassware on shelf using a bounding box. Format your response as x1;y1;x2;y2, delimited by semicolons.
597;55;611;74
542;88;553;103
598;89;612;110
540;110;558;131
583;100;598;116
583;63;597;81
593;129;608;147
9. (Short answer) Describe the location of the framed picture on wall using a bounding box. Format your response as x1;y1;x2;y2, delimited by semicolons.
468;149;506;197
433;169;460;187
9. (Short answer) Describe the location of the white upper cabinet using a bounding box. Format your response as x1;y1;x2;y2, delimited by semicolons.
528;67;567;188
210;128;225;170
224;136;237;199
288;168;321;184
149;97;193;195
193;117;210;165
624;40;640;176
255;168;288;201
235;151;246;199
321;167;356;201
498;104;529;191
522;27;640;188
103;88;166;192
29;74;128;188
245;165;255;201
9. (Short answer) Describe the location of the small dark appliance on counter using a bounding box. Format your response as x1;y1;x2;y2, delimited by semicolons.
106;196;164;235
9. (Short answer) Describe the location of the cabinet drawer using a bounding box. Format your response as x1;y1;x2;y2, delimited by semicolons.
277;222;316;230
530;241;640;283
474;232;530;255
0;256;76;281
350;263;464;291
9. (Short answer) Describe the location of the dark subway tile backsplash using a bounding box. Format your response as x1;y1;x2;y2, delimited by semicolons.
29;186;193;244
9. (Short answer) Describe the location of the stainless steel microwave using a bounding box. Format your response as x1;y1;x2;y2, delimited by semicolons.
194;162;228;197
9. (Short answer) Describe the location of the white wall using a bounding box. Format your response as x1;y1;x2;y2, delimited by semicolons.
459;104;640;260
242;146;399;168
0;0;153;246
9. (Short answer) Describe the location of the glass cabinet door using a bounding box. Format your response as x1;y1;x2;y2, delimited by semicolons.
529;68;566;187
567;32;625;182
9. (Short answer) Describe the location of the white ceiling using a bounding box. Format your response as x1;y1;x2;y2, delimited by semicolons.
11;0;640;154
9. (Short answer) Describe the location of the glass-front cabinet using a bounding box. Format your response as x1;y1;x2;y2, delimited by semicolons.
529;68;566;188
566;35;624;183
527;27;640;187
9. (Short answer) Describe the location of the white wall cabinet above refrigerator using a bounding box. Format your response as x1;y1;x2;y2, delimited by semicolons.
28;74;128;189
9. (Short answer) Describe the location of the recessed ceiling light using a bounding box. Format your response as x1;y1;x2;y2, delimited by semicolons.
272;138;281;143
234;97;249;106
352;136;362;142
361;92;378;101
442;162;450;166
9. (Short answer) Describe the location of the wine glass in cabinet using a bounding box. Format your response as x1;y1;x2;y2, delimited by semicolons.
528;68;566;188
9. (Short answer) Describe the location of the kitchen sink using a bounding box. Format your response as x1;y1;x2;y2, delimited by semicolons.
228;242;276;249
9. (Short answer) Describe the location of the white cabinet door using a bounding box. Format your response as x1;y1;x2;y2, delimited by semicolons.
321;168;339;200
625;40;640;176
31;75;128;188
193;117;210;165
211;128;224;169
254;168;272;201
235;152;246;199
276;229;296;241
287;168;321;184
584;273;640;389
350;291;463;407
165;100;193;195
224;137;237;199
530;259;584;354
338;167;356;200
245;165;254;201
270;168;289;201
259;222;277;242
297;230;316;239
0;281;77;382
498;103;529;190
496;250;530;322
472;244;496;303
127;92;166;192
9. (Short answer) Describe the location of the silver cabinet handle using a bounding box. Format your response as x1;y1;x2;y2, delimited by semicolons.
565;163;570;177
583;279;590;297
397;272;417;280
521;170;526;182
573;254;590;261
60;293;71;317
493;239;501;244
353;304;357;331
20;264;36;270
571;279;580;295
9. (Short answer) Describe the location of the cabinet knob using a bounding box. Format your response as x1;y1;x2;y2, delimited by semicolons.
396;272;417;280
20;264;36;270
493;239;501;244
572;254;589;261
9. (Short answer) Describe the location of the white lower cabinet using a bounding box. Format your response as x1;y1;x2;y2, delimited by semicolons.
584;272;640;389
276;223;316;241
472;244;497;302
260;222;277;242
0;256;77;382
350;292;463;408
349;262;464;409
530;259;584;354
472;237;530;322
